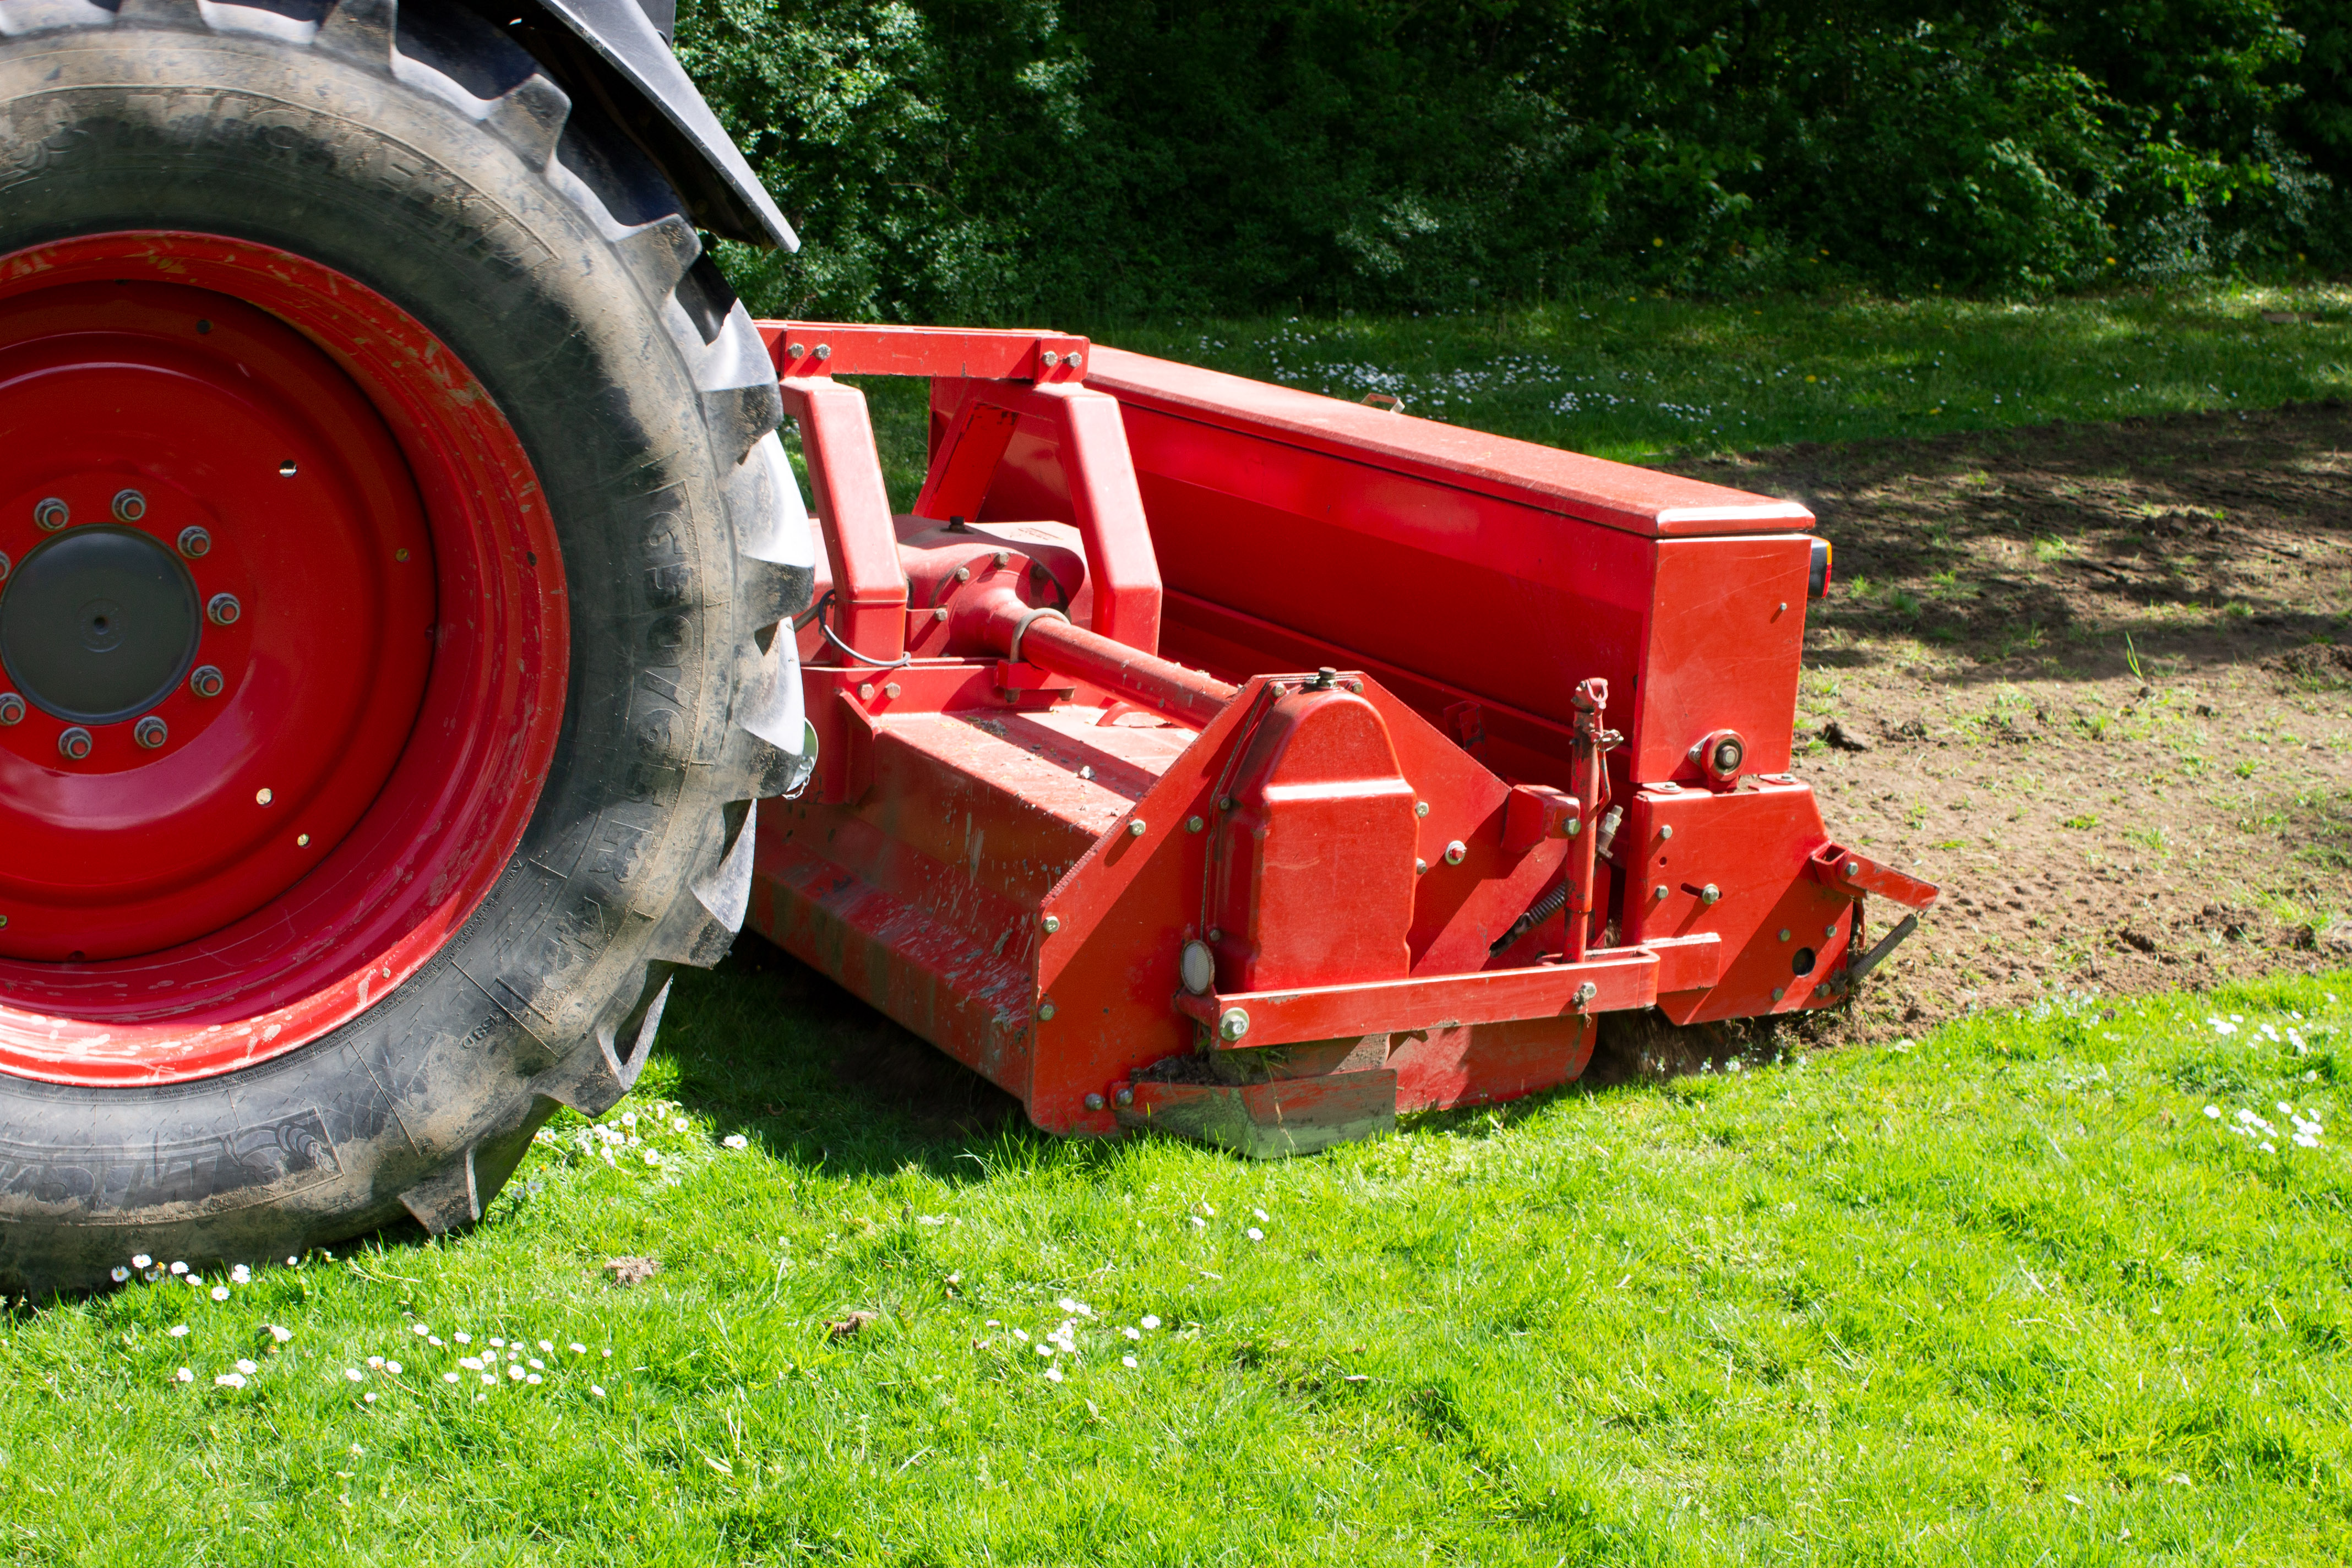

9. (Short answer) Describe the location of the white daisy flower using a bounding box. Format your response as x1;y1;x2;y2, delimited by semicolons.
1044;1365;1064;1382
722;1134;748;1150
537;1340;553;1352
1189;1216;1206;1230
1253;1208;1270;1222
173;1367;193;1384
210;1286;230;1302
528;1358;544;1371
1121;1355;1138;1368
268;1325;292;1343
444;1373;460;1384
672;1118;689;1133
1035;1343;1054;1358
411;1323;429;1337
2204;1106;2222;1119
111;1266;130;1283
1246;1227;1264;1242
168;1325;188;1338
1140;1315;1162;1330
488;1338;504;1348
215;1373;246;1389
385;1362;402;1376
230;1265;251;1284
508;1364;527;1381
235;1358;257;1375
1121;1326;1141;1340
590;1385;606;1397
364;1392;378;1404
367;1355;385;1369
621;1112;637;1128
569;1343;586;1355
454;1332;471;1345
526;1374;542;1385
643;1150;661;1166
132;1254;153;1268
169;1261;188;1276
481;1373;497;1386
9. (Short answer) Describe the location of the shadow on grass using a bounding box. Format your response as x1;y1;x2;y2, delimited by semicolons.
662;936;1797;1169
654;934;1043;1183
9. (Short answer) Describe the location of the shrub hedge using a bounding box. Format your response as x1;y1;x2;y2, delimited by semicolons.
677;0;2350;320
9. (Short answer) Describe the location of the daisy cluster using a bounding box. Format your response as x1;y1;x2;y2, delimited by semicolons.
147;1299;618;1401
2194;1005;2338;1154
978;1299;1170;1382
533;1097;755;1170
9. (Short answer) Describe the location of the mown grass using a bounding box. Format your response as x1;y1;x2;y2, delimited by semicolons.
7;965;2346;1563
836;281;2352;503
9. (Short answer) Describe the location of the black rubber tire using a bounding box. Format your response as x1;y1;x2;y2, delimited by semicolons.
0;0;814;1293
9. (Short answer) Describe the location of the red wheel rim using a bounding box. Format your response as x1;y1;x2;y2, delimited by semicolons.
0;233;567;1086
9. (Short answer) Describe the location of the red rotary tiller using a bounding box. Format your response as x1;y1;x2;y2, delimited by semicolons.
750;324;1941;1155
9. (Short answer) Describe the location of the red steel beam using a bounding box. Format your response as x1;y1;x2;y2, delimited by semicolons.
760;320;1090;384
777;377;905;662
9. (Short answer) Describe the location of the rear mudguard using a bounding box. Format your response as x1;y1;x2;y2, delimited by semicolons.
503;0;794;249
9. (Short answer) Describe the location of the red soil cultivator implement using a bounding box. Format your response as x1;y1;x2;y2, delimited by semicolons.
0;0;1930;1289
750;324;1941;1156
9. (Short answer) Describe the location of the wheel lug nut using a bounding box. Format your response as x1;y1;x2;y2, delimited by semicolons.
111;489;146;523
189;665;224;699
134;715;168;749
34;497;67;531
206;592;242;626
177;526;211;559
58;726;92;761
0;693;22;725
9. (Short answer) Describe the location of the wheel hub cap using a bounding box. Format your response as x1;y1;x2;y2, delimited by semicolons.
1;525;200;723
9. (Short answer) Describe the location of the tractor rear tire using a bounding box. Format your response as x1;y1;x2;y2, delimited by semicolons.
0;0;812;1292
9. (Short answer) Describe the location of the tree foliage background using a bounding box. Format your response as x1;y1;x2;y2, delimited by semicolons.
676;0;2350;321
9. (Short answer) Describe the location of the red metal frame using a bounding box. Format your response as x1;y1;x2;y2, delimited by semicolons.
749;319;1937;1146
0;233;565;1085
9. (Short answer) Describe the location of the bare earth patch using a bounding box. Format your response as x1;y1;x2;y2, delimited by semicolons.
1675;399;2351;1042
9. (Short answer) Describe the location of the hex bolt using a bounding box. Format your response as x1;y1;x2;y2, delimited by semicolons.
1084;1093;1105;1112
1217;795;1235;812
1779;928;1792;942
1128;819;1147;837
1218;1006;1250;1042
1572;981;1598;1009
1772;987;1787;1001
1844;860;1861;877
206;592;242;627
1040;350;1060;368
1114;1086;1133;1108
1041;914;1060;934
1826;923;1839;938
1037;999;1057;1022
1700;883;1721;905
933;606;949;621
1444;839;1467;865
1207;927;1222;943
1652;884;1668;900
1186;815;1204;833
813;344;831;361
786;341;806;357
57;727;92;761
857;682;875;700
189;665;225;699
0;693;22;726
1066;352;1084;369
1414;800;1429;818
993;551;1010;568
1711;737;1744;774
34;497;67;531
1414;859;1428;875
134;715;168;749
883;682;901;699
177;526;212;559
954;566;971;582
1659;825;1675;841
112;488;146;522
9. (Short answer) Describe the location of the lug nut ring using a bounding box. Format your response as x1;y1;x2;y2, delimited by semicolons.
112;488;146;522
189;665;224;699
0;693;23;725
134;715;168;749
57;726;92;761
206;592;242;626
33;497;67;531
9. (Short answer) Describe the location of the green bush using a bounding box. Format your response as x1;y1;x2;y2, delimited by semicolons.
676;0;2348;321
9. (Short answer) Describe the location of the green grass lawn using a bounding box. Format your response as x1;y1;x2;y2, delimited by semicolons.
839;281;2352;503
9;964;2346;1563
